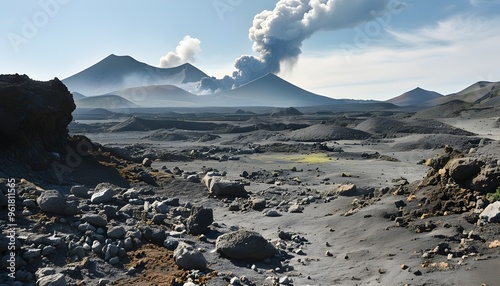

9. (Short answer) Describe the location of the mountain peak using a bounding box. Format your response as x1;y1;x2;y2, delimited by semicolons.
387;87;443;107
63;54;208;96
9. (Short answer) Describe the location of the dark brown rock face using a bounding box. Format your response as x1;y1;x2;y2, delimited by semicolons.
0;74;76;169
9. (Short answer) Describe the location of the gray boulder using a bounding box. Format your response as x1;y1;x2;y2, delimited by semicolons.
37;273;67;286
448;158;484;183
91;183;118;204
70;185;90;198
208;177;248;198
142;226;167;245
37;190;78;215
173;242;207;270
186;206;213;235
216;230;276;260
81;214;107;227
107;226;126;239
480;201;500;223
471;166;500;193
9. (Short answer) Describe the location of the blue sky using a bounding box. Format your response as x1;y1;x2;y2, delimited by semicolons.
1;0;500;100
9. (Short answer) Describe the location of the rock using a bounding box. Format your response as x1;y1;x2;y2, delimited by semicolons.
163;237;179;251
186;174;200;183
0;75;75;169
252;198;267;210
70;185;91;198
471;166;500;193
186;206;213;235
81;214;107;227
216;230;276;260
91;183;118;204
104;244;118;261
173;242;207;270
35;268;56;279
480;201;500;223
265;210;281;217
448;158;484;183
288;204;303;213
142;227;167;245
142;158;153;167
37;273;67;286
37;190;77;215
107;226;126;239
208;177;248;198
336;184;357;196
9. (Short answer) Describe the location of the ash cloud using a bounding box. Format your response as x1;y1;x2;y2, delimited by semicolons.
160;35;202;68
200;0;402;92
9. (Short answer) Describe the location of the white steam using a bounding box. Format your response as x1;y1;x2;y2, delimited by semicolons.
159;35;202;68
200;0;405;91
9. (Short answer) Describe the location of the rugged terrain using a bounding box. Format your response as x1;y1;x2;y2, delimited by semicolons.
1;75;500;286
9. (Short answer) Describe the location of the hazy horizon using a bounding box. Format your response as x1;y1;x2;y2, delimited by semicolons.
1;0;500;100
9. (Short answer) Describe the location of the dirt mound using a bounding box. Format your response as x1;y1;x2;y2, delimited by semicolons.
143;129;191;141
393;135;485;151
109;117;229;132
355;117;475;138
270;107;303;116
283;123;370;142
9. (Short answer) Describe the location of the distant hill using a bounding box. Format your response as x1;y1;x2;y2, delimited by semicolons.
387;87;443;106
429;81;500;105
71;91;86;100
205;73;343;107
63;54;208;96
75;94;139;109
105;84;200;107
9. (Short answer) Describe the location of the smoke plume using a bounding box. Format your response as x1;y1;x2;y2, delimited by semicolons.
160;35;201;68
200;0;401;92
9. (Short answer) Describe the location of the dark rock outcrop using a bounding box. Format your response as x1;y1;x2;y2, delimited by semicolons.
0;74;75;169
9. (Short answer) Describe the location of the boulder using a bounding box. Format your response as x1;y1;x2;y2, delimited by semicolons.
448;158;484;183
252;198;267;210
107;226;126;239
142;157;153;167
70;185;90;198
37;273;67;286
480;201;500;223
216;230;276;260
142;226;167;245
0;75;75;169
81;214;107;227
208;177;248;198
37;190;78;215
186;206;213;235
173;242;207;270
471;166;500;193
91;183;118;204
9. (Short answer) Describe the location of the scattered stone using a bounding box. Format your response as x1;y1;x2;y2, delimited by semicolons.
480;201;500;223
216;230;276;260
252;198;267;210
81;214;108;227
186;206;213;235
37;190;78;215
91;183;118;204
142;158;153;167
205;176;248;198
142;227;167;245
265;210;281;217
70;185;91;198
288;204;303;213
37;273;67;286
173;242;207;270
107;226;126;239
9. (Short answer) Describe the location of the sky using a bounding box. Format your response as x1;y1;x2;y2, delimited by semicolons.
1;0;500;100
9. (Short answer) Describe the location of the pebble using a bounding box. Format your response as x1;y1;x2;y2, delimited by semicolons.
325;251;333;257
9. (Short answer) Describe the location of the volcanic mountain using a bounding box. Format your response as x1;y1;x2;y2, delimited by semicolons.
386;87;443;107
63;54;208;96
205;73;344;107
